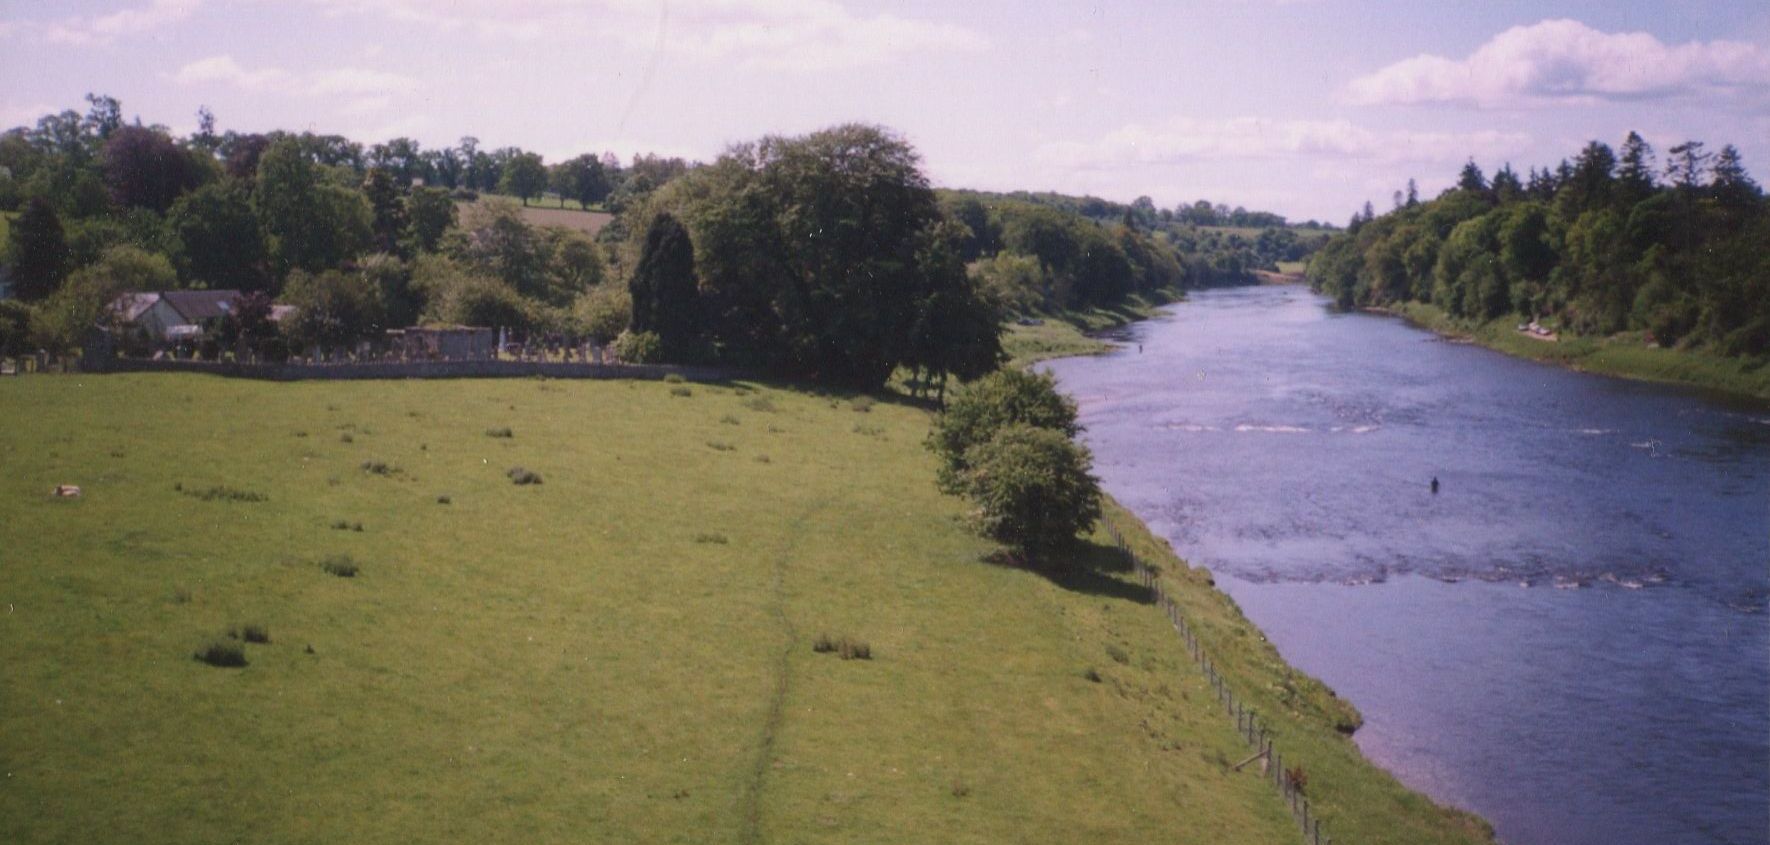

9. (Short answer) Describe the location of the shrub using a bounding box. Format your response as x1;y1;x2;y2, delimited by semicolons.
612;329;663;364
694;532;729;544
853;423;884;437
436;495;452;505
706;441;735;452
951;781;972;798
178;484;268;503
1285;765;1309;794
339;432;354;443
321;556;359;577
1105;644;1129;664
669;385;693;397
927;369;1080;493
754;454;771;464
232;623;271;644
956;424;1101;564
194;640;247;667
850;396;875;413
719;414;740;425
743;396;776;413
663;373;686;384
484;427;514;438
329;520;363;532
506;467;543;485
1083;667;1103;683
812;634;872;660
360;460;396;476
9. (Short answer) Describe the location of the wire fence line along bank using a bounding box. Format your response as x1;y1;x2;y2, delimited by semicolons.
1104;518;1336;845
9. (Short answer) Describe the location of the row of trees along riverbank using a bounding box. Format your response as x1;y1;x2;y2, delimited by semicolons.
2;95;1319;391
1307;134;1769;369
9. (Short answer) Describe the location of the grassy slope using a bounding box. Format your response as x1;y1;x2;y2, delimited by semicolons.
1002;292;1176;369
1391;301;1770;401
3;373;1312;845
455;198;614;237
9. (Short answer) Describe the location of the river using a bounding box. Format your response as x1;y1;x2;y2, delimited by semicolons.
1040;286;1770;845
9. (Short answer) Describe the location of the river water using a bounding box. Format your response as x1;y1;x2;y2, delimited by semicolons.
1041;286;1770;845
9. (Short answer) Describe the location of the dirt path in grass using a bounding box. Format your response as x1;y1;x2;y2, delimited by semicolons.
737;500;828;845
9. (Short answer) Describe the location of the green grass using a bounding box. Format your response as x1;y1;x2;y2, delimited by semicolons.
1391;301;1770;400
0;373;1491;844
0;210;13;245
1003;292;1177;368
1275;261;1307;275
1197;225;1334;243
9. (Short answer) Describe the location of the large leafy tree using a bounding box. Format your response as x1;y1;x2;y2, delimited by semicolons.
167;180;269;290
927;368;1080;492
100;126;209;213
255;138;372;277
499;152;547;205
8;196;70;301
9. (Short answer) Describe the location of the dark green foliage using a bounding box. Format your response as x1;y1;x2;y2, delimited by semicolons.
255;138;372;277
628;212;704;359
1308;132;1768;358
194;640;247;668
499;152;547;205
0;300;35;358
167;180;270;291
281;269;386;354
100;126;209;213
405;186;457;253
927;369;1080;492
954;424;1102;563
8;196;69;301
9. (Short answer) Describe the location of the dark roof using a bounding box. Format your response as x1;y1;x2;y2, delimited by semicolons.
160;290;242;322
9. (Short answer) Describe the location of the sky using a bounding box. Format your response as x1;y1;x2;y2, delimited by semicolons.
2;0;1767;223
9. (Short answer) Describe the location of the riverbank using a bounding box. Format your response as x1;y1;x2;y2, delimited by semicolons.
1003;290;1179;368
1386;301;1770;401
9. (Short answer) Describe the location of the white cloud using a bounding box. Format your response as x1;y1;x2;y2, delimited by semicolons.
172;55;419;101
1034;117;1530;169
292;0;985;70
5;0;205;46
1344;18;1770;107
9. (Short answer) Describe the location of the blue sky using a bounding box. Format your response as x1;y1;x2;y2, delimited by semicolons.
3;0;1767;222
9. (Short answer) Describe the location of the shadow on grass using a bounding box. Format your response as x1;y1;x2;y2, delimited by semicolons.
981;539;1154;604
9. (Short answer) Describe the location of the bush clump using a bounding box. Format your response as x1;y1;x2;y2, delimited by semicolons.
484;427;514;438
321;555;360;577
850;396;876;413
360;460;397;476
230;623;271;644
194;640;247;668
612;329;663;364
812;633;872;660
694;532;729;544
506;467;543;485
177;483;268;503
955;424;1101;564
927;369;1080;493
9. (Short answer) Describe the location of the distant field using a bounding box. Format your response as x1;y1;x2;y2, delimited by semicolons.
457;198;614;237
0;373;1491;844
1198;225;1334;243
1276;260;1307;274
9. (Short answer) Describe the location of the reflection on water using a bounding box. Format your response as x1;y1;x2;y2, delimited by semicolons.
1044;286;1770;845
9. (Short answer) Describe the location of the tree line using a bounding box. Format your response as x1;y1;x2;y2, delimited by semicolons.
1308;133;1768;358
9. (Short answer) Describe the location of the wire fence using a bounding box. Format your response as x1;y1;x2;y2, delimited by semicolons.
1104;518;1336;845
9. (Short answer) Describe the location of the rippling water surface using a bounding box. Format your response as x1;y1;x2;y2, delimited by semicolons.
1042;286;1769;845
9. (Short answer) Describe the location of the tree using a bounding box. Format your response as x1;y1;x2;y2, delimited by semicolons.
8;196;70;301
627;212;703;359
1491;165;1523;203
1457;159;1487;193
926;368;1080;492
167;180;269;291
32;246;174;353
1616;131;1657;205
1405;178;1420;207
499;151;547;205
1710;145;1761;208
83;94;122;142
255;138;372;277
102;126;212;212
404;186;457;253
1665;141;1711;190
954;424;1102;564
552;154;611;209
363;168;408;255
280;269;385;354
448;199;548;299
192;106;220;154
0;300;32;359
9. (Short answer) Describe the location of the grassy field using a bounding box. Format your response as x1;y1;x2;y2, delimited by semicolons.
0;372;1493;844
457;198;615;237
1197;226;1334;243
1391;301;1770;400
